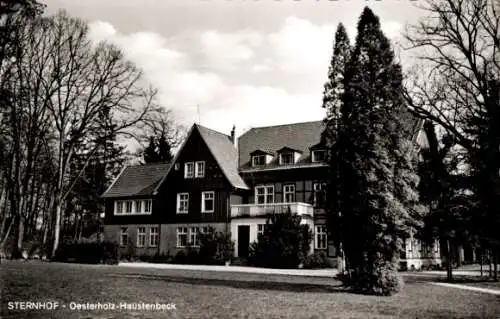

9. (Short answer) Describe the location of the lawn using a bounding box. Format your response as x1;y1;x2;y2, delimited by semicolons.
1;261;499;319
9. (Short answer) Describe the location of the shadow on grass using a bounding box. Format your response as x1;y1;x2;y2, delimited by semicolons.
105;272;348;293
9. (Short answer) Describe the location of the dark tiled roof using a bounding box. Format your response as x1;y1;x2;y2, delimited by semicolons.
196;124;249;190
101;163;171;198
238;121;325;169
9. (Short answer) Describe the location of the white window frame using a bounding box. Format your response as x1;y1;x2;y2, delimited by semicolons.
312;150;326;163
255;185;274;204
134;200;142;214
279;152;294;165
201;191;215;213
176;227;188;248
315;225;328;250
252;155;265;167
119;227;128;247
149;227;159;247
184;162;194;178
177;193;189;214
137;227;146;247
125;201;133;214
144;199;152;213
190;227;200;247
283;184;295;203
195;161;205;178
115;201;124;215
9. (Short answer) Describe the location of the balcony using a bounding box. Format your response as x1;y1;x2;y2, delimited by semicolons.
230;202;314;219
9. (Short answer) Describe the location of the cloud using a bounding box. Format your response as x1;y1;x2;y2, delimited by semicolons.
86;16;403;147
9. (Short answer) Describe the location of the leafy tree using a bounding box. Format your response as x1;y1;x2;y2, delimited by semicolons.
404;0;500;280
323;7;424;295
249;210;312;269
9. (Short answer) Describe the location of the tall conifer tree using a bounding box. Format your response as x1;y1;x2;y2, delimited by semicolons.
323;7;424;295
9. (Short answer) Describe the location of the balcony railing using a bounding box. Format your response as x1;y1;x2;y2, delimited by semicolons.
230;202;314;218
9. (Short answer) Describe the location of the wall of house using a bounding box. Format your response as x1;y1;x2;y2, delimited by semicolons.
103;224;161;257
157;128;234;224
161;222;227;255
240;167;328;219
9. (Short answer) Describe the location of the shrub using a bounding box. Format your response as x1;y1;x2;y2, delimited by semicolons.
249;210;312;269
150;252;173;263
341;261;404;296
53;239;120;265
303;251;333;269
198;229;234;265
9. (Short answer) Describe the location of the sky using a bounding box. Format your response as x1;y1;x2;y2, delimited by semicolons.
42;0;427;141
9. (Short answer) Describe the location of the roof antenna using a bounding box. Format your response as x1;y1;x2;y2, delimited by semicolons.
197;104;201;125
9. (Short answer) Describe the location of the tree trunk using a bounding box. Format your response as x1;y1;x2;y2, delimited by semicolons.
488;250;493;278
494;251;498;282
446;239;453;282
51;199;62;258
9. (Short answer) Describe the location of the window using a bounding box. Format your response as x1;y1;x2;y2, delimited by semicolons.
252;155;265;167
119;227;128;246
134;200;142;214
174;163;180;170
312;150;326;163
149;227;159;247
283;184;295;203
184;162;194;178
255;185;274;204
177;193;189;214
315;225;327;250
137;227;146;247
115;201;124;215
257;224;268;241
280;152;294;165
144;200;152;213
125;201;133;214
202;191;215;213
313;182;326;207
190;227;200;247
195;161;205;178
176;227;188;247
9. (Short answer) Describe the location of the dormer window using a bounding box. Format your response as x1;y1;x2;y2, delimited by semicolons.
252;155;265;167
280;152;294;165
312;150;326;163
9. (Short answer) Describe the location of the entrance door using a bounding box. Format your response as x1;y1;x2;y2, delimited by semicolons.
237;225;250;258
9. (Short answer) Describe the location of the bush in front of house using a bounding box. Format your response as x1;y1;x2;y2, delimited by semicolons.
341;260;404;296
302;251;333;269
53;237;119;265
198;229;235;265
248;210;312;269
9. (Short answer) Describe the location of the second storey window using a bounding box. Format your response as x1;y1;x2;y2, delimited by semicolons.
195;161;205;178
252;155;265;167
115;201;124;215
283;184;295;203
202;191;215;213
279;152;294;165
137;227;146;247
125;201;133;214
177;193;189;214
134;200;142;213
255;185;274;204
144;200;152;213
184;162;194;178
313;182;326;208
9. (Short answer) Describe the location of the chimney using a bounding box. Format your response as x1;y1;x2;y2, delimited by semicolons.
230;125;236;145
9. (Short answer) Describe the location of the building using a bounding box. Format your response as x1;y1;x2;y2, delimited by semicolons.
102;120;441;269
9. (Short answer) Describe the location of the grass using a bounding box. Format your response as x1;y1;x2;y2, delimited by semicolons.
1;261;500;318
